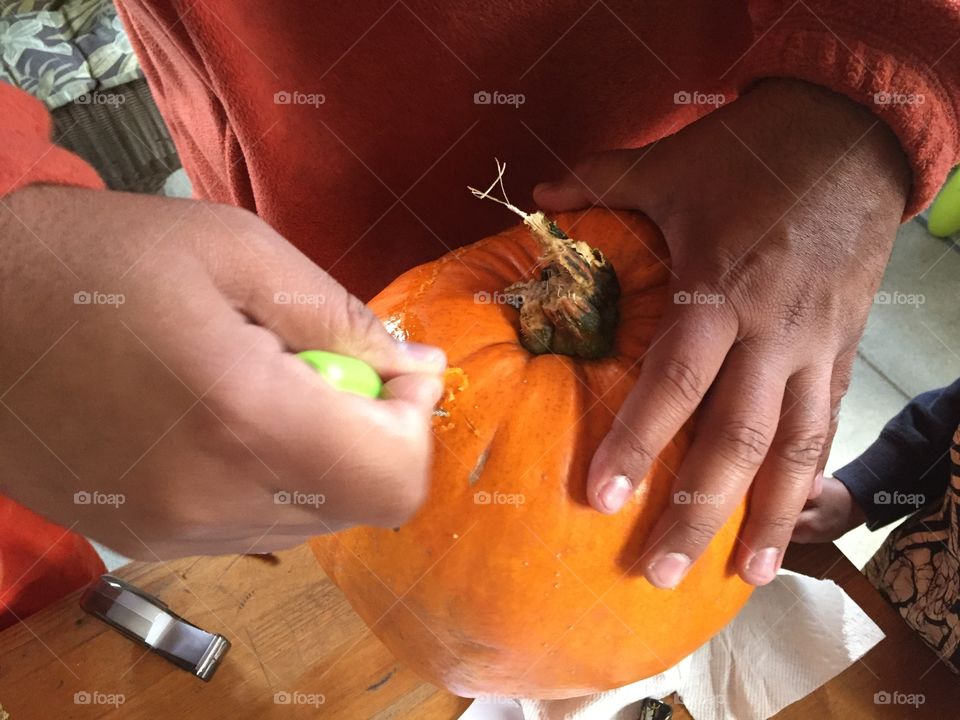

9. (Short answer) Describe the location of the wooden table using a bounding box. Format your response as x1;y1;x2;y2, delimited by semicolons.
0;542;954;719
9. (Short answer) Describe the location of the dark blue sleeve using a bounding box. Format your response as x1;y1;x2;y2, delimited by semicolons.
834;377;960;530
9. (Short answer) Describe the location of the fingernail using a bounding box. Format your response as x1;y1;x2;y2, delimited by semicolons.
399;342;446;369
647;552;691;589
745;547;781;585
596;475;633;513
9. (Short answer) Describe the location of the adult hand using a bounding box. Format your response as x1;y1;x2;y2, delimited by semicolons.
0;185;445;560
535;79;910;587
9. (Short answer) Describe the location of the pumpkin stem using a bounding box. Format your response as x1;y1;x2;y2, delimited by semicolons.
468;161;620;359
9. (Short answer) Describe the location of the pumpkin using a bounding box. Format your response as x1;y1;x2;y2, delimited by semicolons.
310;202;752;699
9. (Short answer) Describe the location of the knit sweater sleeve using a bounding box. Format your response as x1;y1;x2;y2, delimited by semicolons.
0;82;103;198
740;1;960;217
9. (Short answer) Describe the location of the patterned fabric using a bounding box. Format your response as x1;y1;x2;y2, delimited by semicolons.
0;0;141;109
865;427;960;674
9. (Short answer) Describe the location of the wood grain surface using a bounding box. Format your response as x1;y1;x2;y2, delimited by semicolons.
0;542;954;718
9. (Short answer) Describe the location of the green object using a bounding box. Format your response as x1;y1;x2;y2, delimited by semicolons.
928;170;960;237
297;350;382;399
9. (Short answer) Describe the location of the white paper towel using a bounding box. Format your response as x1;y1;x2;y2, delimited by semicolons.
459;570;885;720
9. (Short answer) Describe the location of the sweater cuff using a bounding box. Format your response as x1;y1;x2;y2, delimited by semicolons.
737;24;958;219
834;434;930;530
0;82;103;199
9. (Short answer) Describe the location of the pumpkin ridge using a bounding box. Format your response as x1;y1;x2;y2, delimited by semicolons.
470;234;542;290
447;340;523;371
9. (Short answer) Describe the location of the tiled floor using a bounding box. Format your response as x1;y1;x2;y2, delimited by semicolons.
830;219;960;568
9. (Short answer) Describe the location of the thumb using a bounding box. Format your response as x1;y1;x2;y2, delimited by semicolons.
270;274;446;380
534;147;662;212
196;203;446;379
382;373;445;411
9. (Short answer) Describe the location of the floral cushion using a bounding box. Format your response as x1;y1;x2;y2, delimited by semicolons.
0;0;142;109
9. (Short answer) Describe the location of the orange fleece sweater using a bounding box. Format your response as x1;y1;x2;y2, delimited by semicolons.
5;2;960;299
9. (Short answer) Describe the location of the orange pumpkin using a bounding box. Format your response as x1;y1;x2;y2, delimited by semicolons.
311;207;752;698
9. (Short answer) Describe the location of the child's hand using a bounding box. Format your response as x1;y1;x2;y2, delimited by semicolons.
792;475;867;543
